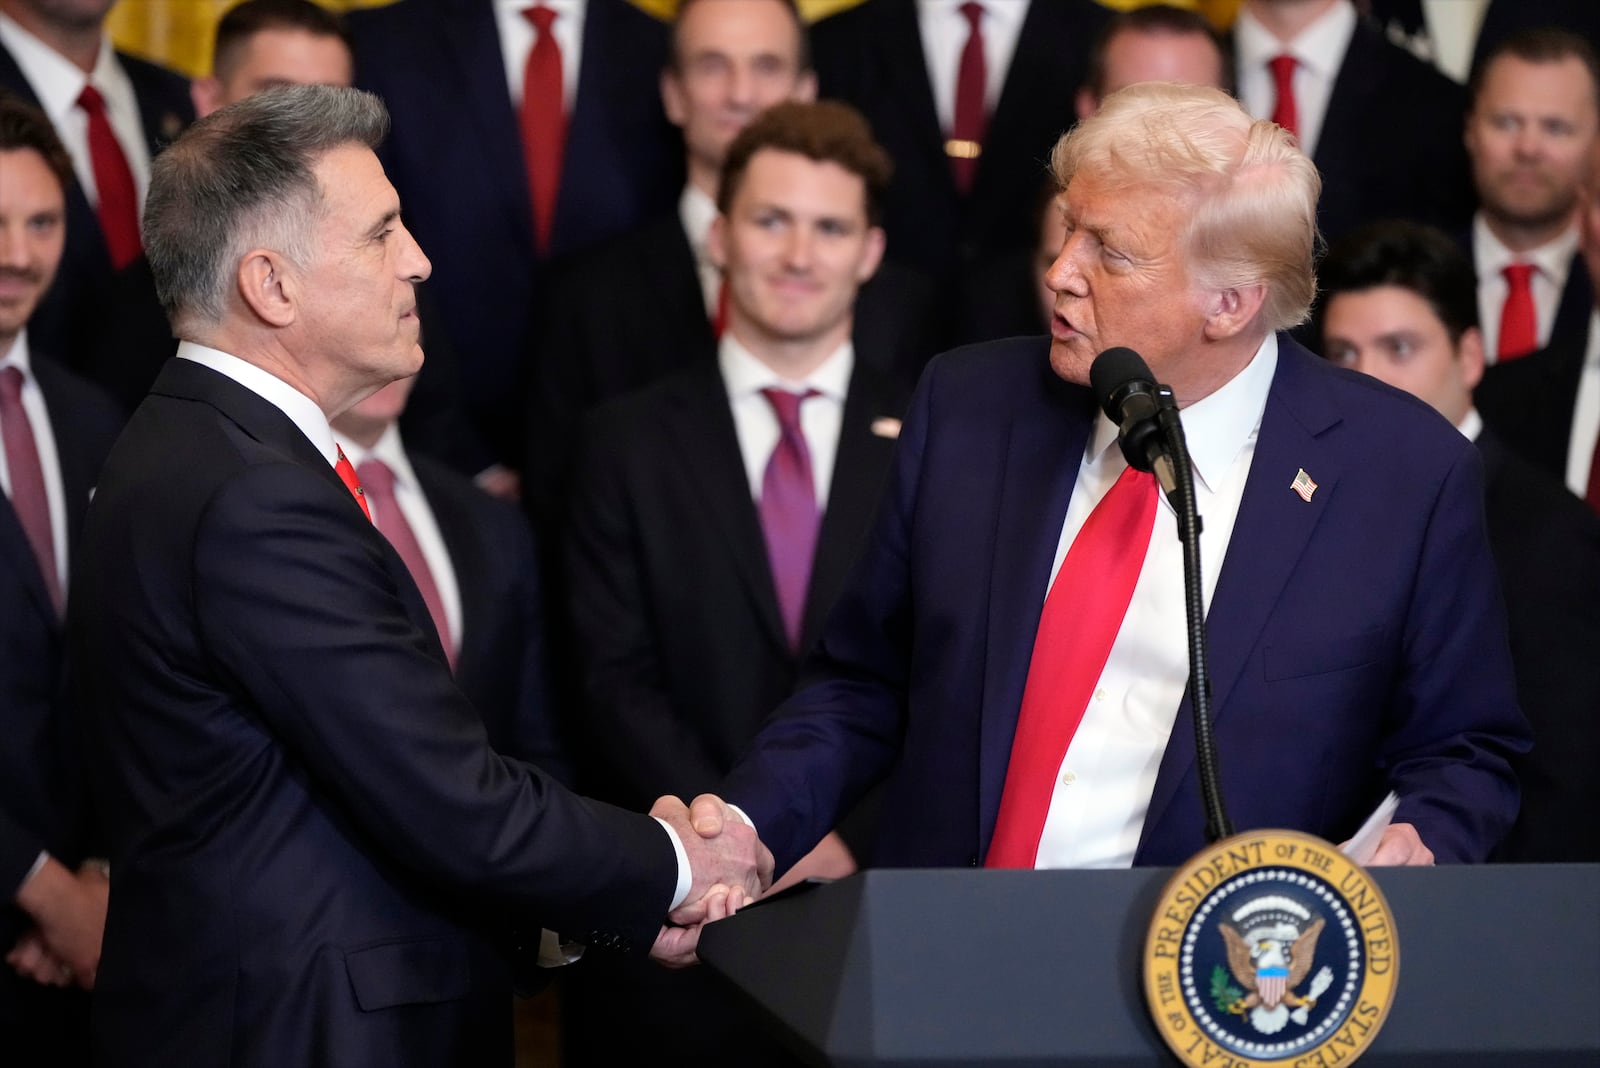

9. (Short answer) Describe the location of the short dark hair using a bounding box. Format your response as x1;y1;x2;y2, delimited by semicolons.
1469;27;1600;114
669;0;810;76
144;85;387;334
212;0;351;83
1082;3;1233;101
717;100;891;224
1317;220;1479;346
0;90;72;193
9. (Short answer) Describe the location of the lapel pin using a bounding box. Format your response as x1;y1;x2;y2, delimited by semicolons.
1290;467;1318;502
870;417;902;440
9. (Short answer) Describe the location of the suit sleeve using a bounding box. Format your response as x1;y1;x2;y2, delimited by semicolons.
564;419;728;802
1386;443;1529;862
190;461;676;945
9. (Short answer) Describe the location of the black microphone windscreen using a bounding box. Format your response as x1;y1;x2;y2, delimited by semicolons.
1090;346;1154;418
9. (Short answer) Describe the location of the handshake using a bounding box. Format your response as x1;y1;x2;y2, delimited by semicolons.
648;793;770;968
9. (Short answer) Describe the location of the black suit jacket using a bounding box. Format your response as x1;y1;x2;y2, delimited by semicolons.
565;359;905;821
810;0;1108;344
528;210;937;521
0;47;190;411
1476;430;1600;863
0;358;120;1062
1475;312;1596;482
348;0;681;464
71;359;676;1067
1299;15;1475;244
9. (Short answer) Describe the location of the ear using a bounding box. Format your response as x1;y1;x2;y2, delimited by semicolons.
1459;325;1486;391
191;77;222;119
236;249;297;328
660;68;687;128
793;69;818;103
706;212;728;270
855;225;887;284
1074;86;1097;123
1202;283;1268;341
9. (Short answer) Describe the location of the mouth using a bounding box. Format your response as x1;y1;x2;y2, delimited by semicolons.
1050;310;1081;341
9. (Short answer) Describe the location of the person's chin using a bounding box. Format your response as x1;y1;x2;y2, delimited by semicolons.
1047;334;1093;385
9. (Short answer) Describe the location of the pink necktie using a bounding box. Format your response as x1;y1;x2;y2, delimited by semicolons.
0;366;62;617
949;1;987;194
1269;54;1298;138
758;388;820;651
1497;263;1538;360
520;4;566;256
77;84;141;270
986;465;1158;868
357;458;455;671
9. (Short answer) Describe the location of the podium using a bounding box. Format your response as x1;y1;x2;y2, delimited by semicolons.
699;865;1600;1066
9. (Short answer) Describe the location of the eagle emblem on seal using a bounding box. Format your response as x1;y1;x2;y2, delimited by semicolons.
1217;895;1336;1035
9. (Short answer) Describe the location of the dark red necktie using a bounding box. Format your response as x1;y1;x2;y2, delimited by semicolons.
986;464;1158;868
1584;433;1600;517
1498;263;1538;360
357;459;455;671
334;445;372;522
712;277;729;339
77;84;141;270
758;388;820;651
520;4;566;256
948;1;987;195
0;366;63;617
1269;54;1298;138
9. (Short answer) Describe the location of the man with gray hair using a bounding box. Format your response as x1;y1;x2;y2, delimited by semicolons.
68;85;768;1067
687;83;1527;892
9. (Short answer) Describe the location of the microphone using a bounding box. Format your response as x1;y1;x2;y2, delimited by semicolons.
1089;347;1179;498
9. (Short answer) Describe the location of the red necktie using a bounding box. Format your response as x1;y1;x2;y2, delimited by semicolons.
712;277;729;339
985;464;1158;868
77;84;141;271
758;388;820;651
520;4;566;256
334;445;372;522
948;1;987;195
1269;54;1298;138
357;459;455;671
1498;263;1538;360
0;366;63;617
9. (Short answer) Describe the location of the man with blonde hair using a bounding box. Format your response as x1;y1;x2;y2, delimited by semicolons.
682;83;1527;890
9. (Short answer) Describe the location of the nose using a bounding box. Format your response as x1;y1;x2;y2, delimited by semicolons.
0;223;20;267
398;222;431;283
782;225;813;270
728;63;757;108
1045;231;1087;296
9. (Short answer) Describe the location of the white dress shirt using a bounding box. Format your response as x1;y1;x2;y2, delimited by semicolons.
496;0;585;111
178;340;696;908
1033;334;1279;869
680;183;721;316
1473;214;1580;364
1563;310;1600;497
917;0;1029;133
1234;0;1357;160
0;11;153;214
720;335;852;509
0;330;69;603
334;424;465;657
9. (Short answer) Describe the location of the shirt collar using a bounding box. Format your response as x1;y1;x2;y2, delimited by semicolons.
1457;406;1483;443
0;328;35;378
718;333;854;405
1088;333;1279;493
679;184;719;263
176;340;341;465
1472;212;1580;285
1235;0;1356;78
334;421;417;489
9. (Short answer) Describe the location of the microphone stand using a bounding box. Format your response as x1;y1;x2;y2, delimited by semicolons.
1154;386;1233;843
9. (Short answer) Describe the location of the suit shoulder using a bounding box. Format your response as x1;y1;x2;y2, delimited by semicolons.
114;50;193;111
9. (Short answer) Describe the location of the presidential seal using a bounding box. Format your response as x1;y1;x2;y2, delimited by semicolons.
1143;830;1399;1067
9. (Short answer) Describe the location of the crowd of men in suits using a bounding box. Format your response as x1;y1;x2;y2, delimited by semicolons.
1;0;1597;1063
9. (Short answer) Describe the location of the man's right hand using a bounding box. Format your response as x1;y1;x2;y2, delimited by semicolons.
650;795;772;925
10;857;108;989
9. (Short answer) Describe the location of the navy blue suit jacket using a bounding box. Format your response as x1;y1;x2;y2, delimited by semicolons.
71;359;675;1067
723;336;1527;873
349;0;680;463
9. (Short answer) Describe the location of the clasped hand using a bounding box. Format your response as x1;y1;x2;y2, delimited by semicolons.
649;793;771;967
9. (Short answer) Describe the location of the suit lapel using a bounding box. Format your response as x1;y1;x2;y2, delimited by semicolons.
977;358;1095;852
117;52;188;152
663;368;791;655
439;0;535;243
880;0;953;188
0;492;54;623
414;463;484;672
1139;341;1345;846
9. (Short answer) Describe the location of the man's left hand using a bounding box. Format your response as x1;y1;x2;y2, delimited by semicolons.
1362;822;1434;866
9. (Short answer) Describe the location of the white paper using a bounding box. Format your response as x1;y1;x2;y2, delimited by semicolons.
1340;791;1399;865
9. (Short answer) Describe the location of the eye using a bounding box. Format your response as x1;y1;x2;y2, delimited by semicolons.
1326;344;1357;366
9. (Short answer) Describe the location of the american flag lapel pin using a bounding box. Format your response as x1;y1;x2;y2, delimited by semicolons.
1290;468;1317;502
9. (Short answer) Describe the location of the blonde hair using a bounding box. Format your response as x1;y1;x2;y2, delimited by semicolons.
1050;83;1321;331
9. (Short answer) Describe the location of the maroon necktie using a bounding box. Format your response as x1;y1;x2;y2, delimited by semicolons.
357;459;455;671
948;1;987;195
985;464;1158;868
334;445;372;522
1498;263;1538;360
77;85;141;270
520;4;566;256
0;366;63;617
1584;433;1600;517
1269;54;1298;138
758;388;820;651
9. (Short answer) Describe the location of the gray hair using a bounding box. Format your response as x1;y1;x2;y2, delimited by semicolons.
143;84;389;335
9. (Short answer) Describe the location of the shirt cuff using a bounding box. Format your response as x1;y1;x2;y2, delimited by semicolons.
536;927;585;967
653;816;692;911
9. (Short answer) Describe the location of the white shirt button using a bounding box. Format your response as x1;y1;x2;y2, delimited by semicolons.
1061;770;1077;786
